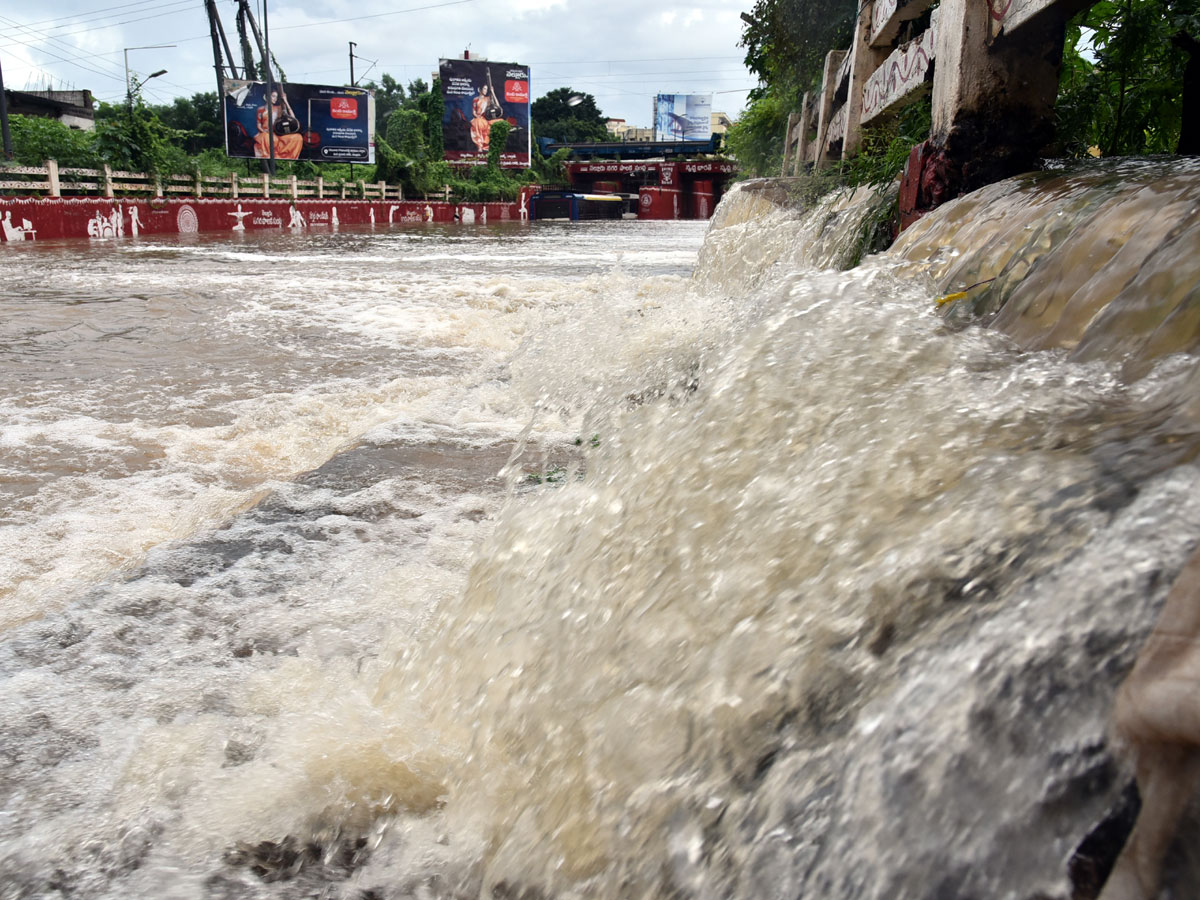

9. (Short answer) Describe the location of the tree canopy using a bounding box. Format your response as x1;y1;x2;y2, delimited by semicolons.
739;0;856;92
531;87;608;143
1056;0;1200;155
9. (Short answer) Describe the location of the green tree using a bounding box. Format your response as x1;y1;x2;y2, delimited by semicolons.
363;73;406;126
724;87;789;176
731;0;857;176
94;90;191;174
404;78;430;110
739;0;856;92
531;87;608;143
150;92;224;155
421;79;444;162
1056;0;1198;155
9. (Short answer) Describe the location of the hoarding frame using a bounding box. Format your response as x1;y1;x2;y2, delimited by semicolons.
439;58;531;168
653;93;713;142
222;79;376;164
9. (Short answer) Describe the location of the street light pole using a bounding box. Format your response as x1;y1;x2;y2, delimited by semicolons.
124;44;176;115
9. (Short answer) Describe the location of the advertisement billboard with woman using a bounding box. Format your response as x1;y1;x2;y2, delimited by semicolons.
222;79;376;164
439;58;531;168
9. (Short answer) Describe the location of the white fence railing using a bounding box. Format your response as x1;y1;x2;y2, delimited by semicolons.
0;160;407;201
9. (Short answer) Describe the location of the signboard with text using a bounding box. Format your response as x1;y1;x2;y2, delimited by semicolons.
439;58;531;167
653;93;713;142
222;79;376;163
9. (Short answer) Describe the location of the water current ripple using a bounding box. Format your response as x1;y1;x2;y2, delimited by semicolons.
1;182;1198;899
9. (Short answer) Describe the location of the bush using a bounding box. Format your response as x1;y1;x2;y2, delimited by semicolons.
9;115;102;168
725;88;792;177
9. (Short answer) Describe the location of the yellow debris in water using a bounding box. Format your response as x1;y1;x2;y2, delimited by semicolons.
936;290;968;306
1088;146;1102;158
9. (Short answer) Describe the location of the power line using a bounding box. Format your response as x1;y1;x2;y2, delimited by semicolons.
8;0;190;31
271;0;478;31
0;1;197;50
0;22;127;84
0;14;129;81
0;17;189;97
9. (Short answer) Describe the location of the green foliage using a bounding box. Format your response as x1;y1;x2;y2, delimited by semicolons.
372;98;448;197
9;115;102;168
529;141;570;185
93;92;191;174
1056;0;1196;155
740;0;856;91
838;96;932;187
363;73;406;126
404;79;430;109
447;164;524;202
487;120;512;170
724;87;790;176
194;147;240;176
149;92;224;155
531;87;608;143
389;108;428;160
372;131;405;187
421;79;445;162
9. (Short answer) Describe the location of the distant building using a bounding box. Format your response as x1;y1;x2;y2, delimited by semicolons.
710;111;733;135
606;119;655;142
4;90;95;130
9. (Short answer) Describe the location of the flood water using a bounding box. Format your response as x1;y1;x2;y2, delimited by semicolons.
2;193;1199;899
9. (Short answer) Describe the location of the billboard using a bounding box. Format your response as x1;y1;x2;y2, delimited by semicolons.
222;79;376;164
653;94;713;142
439;58;531;167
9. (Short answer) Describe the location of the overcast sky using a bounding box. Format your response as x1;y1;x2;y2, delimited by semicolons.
0;0;760;126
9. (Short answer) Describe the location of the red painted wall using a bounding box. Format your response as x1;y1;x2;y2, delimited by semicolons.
637;186;682;220
0;190;538;243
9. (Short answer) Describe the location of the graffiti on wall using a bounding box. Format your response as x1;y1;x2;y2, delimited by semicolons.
987;0;1053;36
861;24;937;123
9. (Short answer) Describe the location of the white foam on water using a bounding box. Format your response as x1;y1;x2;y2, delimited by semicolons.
3;200;1197;900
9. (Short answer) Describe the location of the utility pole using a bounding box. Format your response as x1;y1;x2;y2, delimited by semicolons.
0;54;12;161
262;0;275;171
349;42;356;180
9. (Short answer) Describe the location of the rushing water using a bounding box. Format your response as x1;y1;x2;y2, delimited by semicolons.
1;171;1199;900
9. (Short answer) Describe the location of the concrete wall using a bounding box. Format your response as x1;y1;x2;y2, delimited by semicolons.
782;0;1090;198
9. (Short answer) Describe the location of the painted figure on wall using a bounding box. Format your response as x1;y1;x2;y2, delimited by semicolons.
1;211;36;242
229;204;251;231
87;207;125;239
